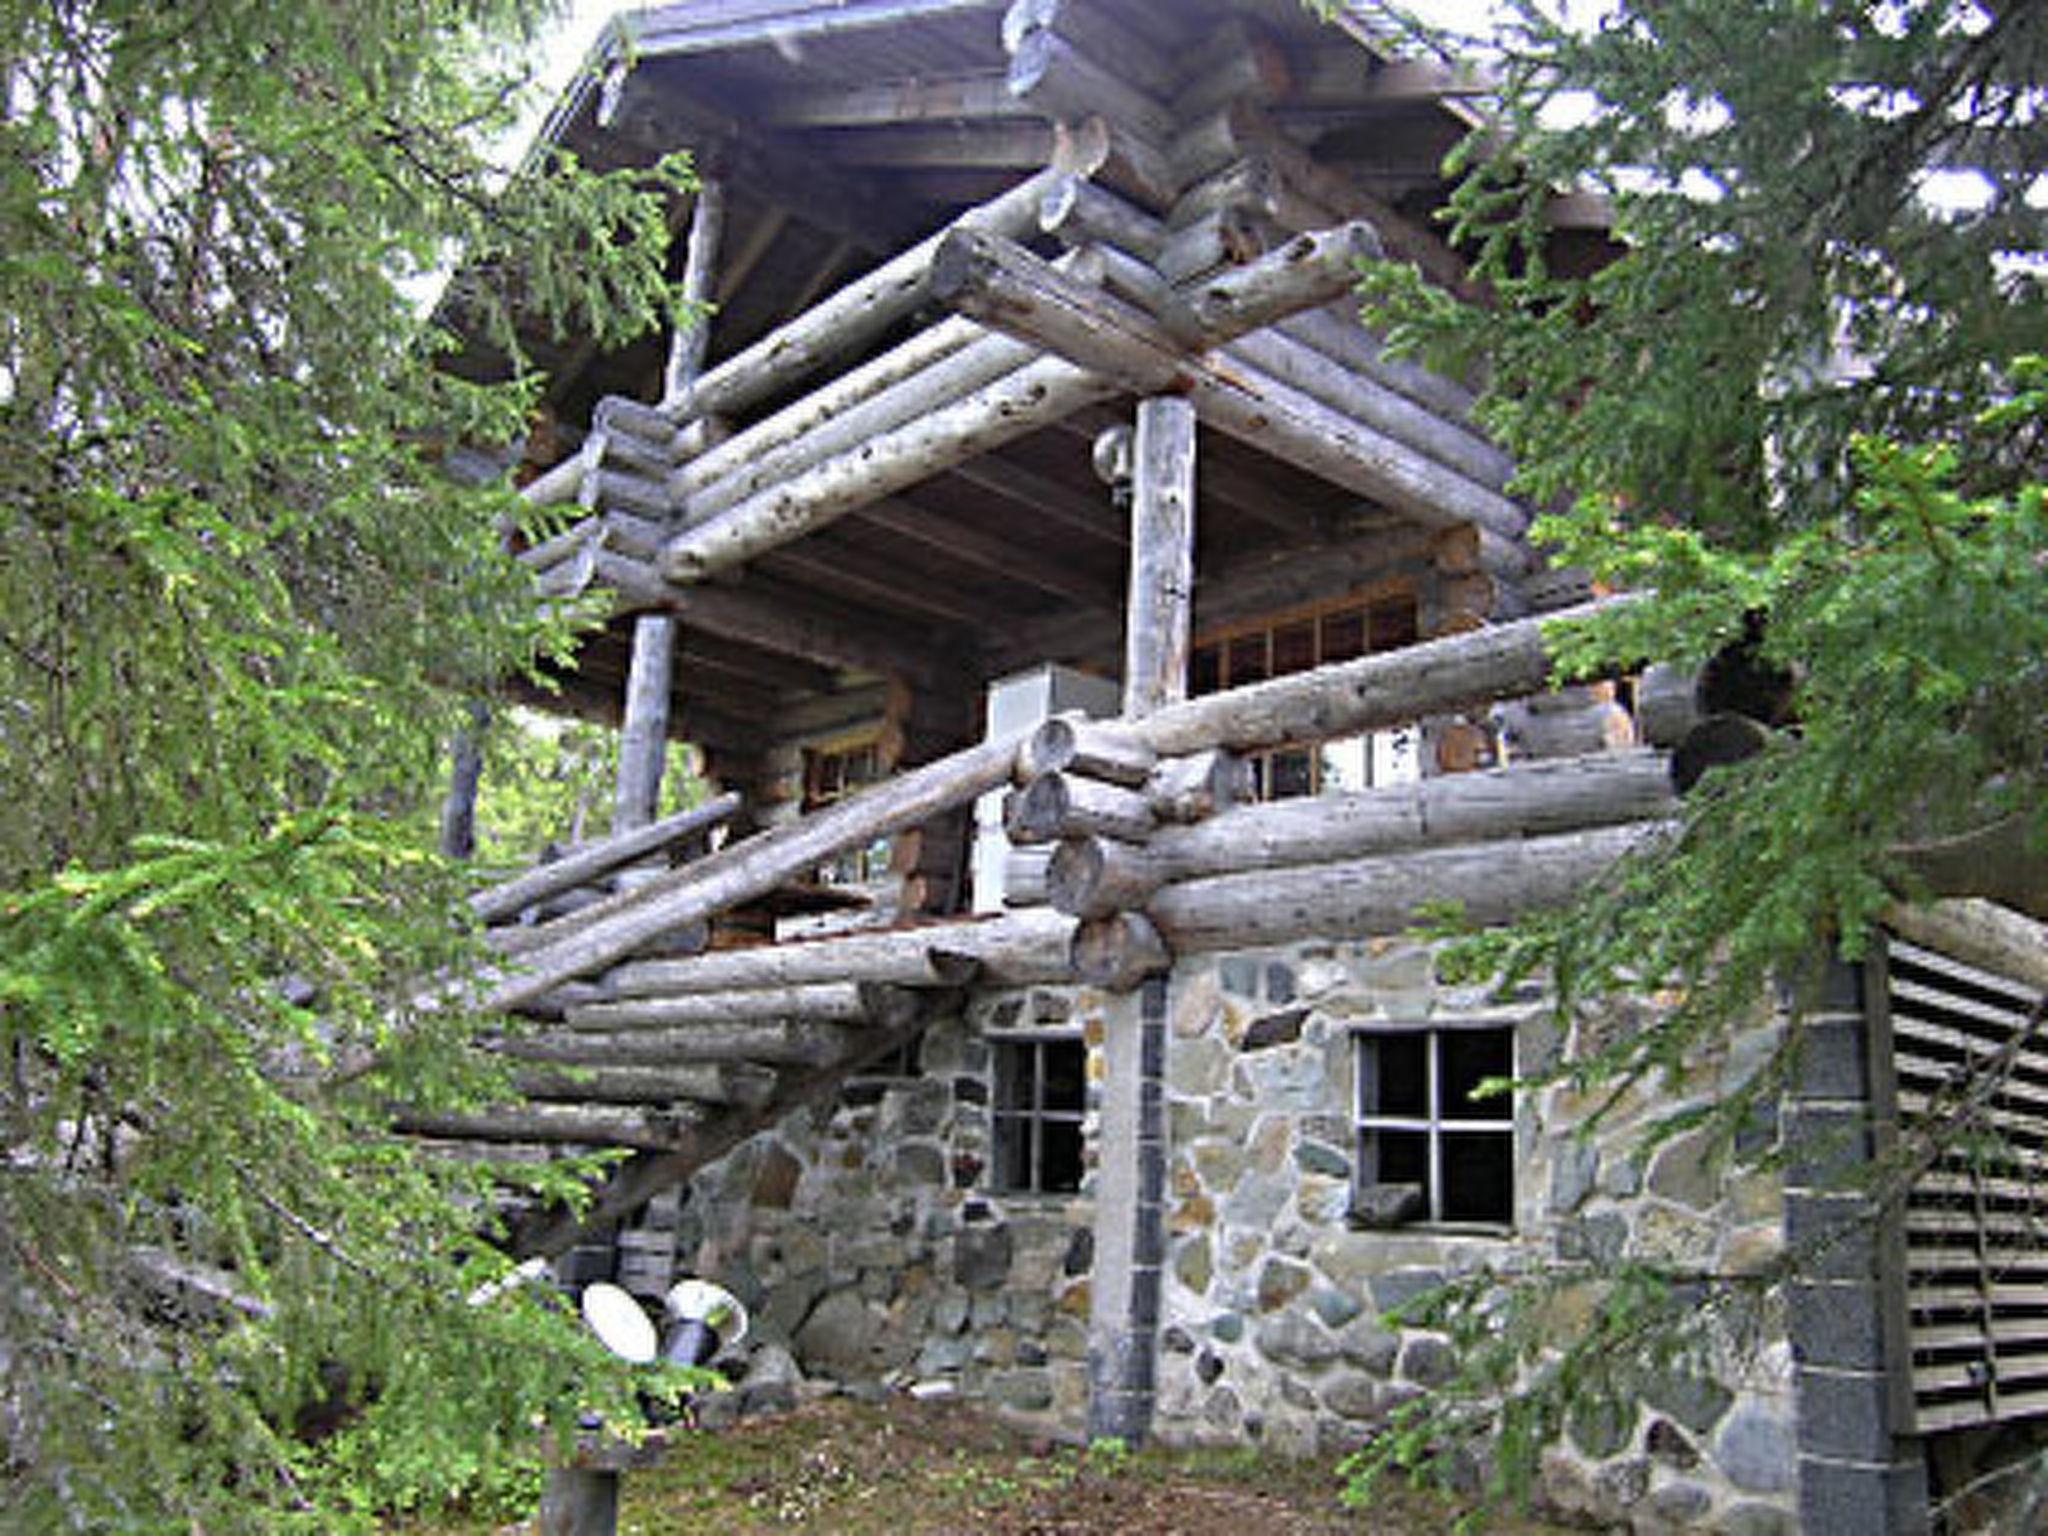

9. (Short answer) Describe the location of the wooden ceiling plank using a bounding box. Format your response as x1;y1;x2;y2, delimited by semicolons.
756;68;1026;129
854;493;1122;609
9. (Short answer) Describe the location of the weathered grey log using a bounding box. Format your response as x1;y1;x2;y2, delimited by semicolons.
393;1102;706;1152
672;316;985;503
580;467;673;522
520;453;585;507
565;982;876;1031
1156;205;1264;285
1220;101;1474;296
1003;847;1050;907
470;795;741;925
608;917;1068;995
1147;822;1666;952
1040;175;1165;258
1126;393;1197;714
662;177;726;407
1433;520;1534;583
496;1020;858;1069
1013;771;1155;844
1223;329;1513;489
672;416;729;464
1008;30;1175;145
660;356;1116;579
484;732;1028;1012
1635;662;1702;748
1092;244;1204;342
518;517;598;572
1198;351;1527;539
1126;597;1634;758
1172;18;1290;121
924;906;1077;982
1070;910;1171;990
1046;749;1675;918
532;538;598;600
1001;0;1178;97
1884;900;2048;995
1047;836;1158;920
591;396;676;449
1145;749;1253;823
612;614;676;834
1493;697;1636;762
676;331;1038;526
664;164;1069;423
929;228;1526;540
1282;306;1478;424
1170;156;1284;231
585;427;672;483
514;1061;776;1109
1018;714;1155;785
508;982;615;1022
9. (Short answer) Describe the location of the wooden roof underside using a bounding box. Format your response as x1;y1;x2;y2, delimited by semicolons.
455;0;1612;761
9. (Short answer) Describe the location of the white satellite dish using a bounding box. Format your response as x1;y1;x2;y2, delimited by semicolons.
580;1281;657;1364
664;1278;748;1349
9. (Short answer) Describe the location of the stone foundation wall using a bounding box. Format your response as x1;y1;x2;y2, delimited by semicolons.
671;988;1113;1429
1152;939;1799;1533
669;937;1808;1532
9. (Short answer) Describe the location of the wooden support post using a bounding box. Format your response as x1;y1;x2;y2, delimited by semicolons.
439;701;490;861
1124;396;1197;716
663;179;725;408
540;1466;618;1536
612;615;675;835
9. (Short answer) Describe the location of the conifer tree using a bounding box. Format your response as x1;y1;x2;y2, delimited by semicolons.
0;3;687;1527
1332;0;2047;1506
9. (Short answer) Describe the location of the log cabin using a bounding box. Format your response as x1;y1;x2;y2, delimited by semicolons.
430;4;2048;1530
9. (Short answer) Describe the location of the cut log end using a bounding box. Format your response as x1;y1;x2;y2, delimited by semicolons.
1070;911;1171;991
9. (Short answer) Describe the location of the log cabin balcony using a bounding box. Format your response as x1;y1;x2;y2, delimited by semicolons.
424;0;1642;1242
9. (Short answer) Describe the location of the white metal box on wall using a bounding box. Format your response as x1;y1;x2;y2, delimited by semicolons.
972;664;1122;913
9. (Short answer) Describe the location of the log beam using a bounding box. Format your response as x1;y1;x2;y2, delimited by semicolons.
659;356;1117;580
483;732;1028;1011
665;163;1071;423
1147;822;1665;953
928;227;1526;540
470;794;742;926
1045;749;1674;919
1127;597;1634;758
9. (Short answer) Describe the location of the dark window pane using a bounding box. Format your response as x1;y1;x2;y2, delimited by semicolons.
1362;1128;1429;1194
1361;1034;1428;1117
993;1113;1032;1190
1270;748;1314;799
1322;609;1366;663
1191;645;1221;696
1227;634;1268;686
1041;1039;1086;1112
1440;1131;1514;1223
1439;1029;1512;1118
1272;620;1316;676
996;1041;1036;1111
1040;1119;1084;1193
1369;596;1419;652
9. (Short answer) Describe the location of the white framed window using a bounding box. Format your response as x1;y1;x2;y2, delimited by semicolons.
1354;1021;1516;1228
990;1033;1086;1195
1189;591;1422;800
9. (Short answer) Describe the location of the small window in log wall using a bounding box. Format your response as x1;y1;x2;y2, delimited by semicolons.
1191;592;1423;799
1353;1022;1515;1229
801;737;891;884
991;1034;1086;1196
